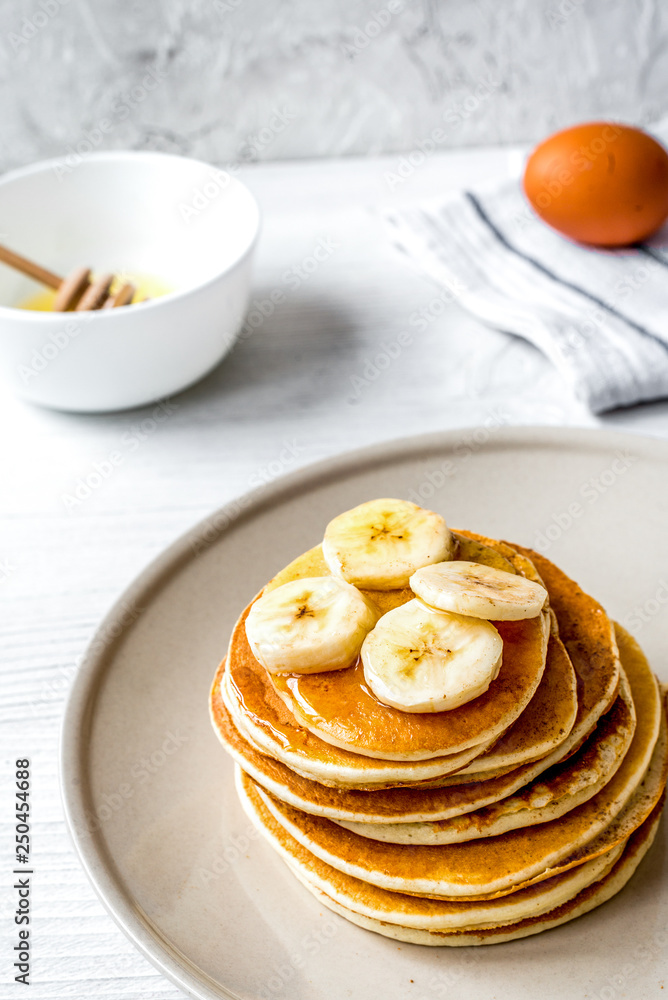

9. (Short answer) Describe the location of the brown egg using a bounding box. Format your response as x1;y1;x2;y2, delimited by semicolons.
523;122;668;246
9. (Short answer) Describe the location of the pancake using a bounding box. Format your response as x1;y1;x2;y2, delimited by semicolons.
214;684;595;821
210;629;639;826
261;541;550;760
250;672;664;898
212;502;666;948
269;613;549;761
215;684;621;824
219;663;497;787
226;596;539;764
211;566;623;796
221;538;618;784
451;614;577;774
513;543;621;725
286;801;664;946
433;551;622;786
236;764;627;930
334;663;635;844
211;592;618;822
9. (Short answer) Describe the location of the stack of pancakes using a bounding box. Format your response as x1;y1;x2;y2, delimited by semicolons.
210;529;668;945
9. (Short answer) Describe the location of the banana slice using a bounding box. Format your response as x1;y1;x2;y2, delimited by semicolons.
245;576;378;675
411;561;548;621
361;598;502;713
322;498;454;590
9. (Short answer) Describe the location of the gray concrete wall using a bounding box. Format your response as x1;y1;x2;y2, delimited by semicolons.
0;0;666;172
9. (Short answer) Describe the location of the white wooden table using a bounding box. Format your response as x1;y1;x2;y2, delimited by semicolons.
2;146;668;999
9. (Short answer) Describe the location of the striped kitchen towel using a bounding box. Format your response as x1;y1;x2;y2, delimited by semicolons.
385;150;668;413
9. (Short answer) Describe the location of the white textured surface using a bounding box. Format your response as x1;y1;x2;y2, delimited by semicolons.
1;146;668;998
1;0;668;172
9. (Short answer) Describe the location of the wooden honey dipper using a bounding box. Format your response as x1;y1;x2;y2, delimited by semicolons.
0;243;137;311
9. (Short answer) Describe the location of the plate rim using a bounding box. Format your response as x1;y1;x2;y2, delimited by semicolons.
59;424;668;1000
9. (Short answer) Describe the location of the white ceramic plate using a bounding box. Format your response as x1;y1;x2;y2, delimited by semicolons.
60;427;668;1000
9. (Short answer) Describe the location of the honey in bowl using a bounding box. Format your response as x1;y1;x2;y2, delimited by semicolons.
17;272;172;311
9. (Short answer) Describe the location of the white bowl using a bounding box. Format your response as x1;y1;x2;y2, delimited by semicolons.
0;151;260;412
